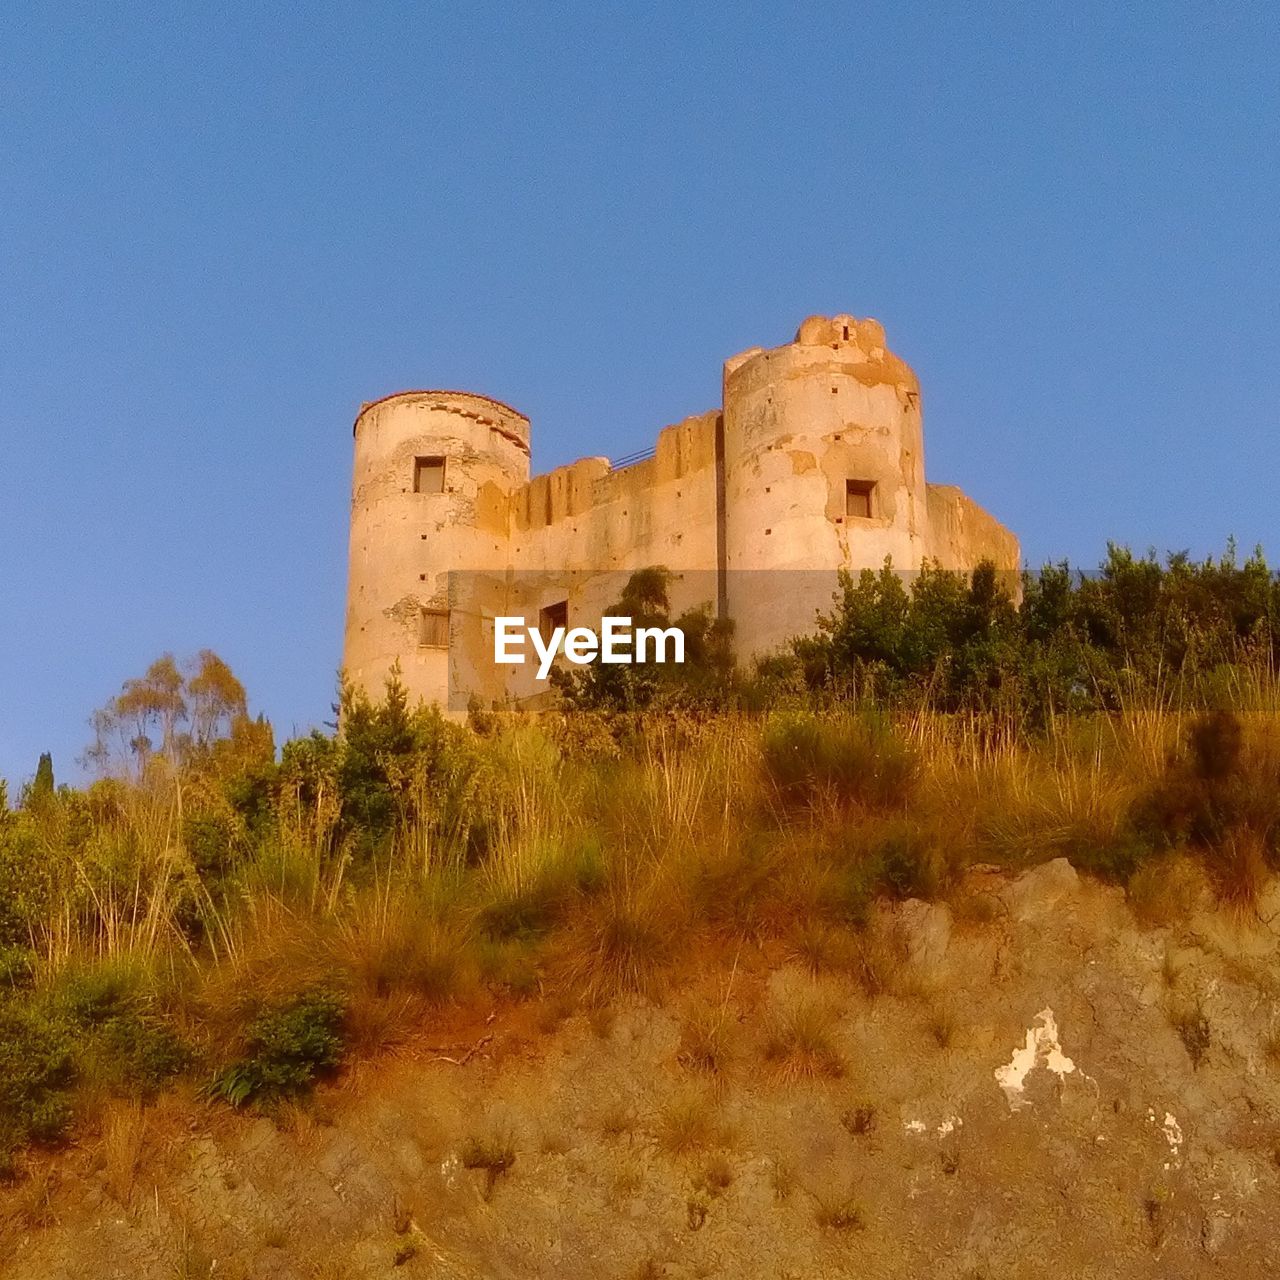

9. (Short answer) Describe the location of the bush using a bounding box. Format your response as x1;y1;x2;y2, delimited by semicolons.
0;1001;75;1159
97;1014;190;1092
1135;710;1280;880
872;824;949;900
0;820;50;948
760;711;916;813
799;546;1280;729
478;838;605;941
209;988;346;1107
49;961;190;1096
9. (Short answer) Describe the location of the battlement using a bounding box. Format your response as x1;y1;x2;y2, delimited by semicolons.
353;389;531;453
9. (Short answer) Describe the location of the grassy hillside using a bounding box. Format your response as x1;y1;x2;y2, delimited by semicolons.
1;549;1277;1173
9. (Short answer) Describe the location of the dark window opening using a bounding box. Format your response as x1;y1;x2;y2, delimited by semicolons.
539;600;568;638
842;325;850;340
419;607;449;648
846;479;876;520
414;456;445;494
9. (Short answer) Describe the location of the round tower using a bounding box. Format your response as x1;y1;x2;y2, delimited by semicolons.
343;390;530;711
721;315;928;658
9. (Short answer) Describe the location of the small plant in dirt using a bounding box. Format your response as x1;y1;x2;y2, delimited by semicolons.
677;1004;733;1074
209;988;346;1108
840;1103;876;1137
659;1088;720;1154
927;1003;958;1049
1169;1000;1211;1068
685;1196;709;1231
692;1153;734;1198
815;1195;864;1231
460;1133;516;1198
762;990;844;1079
598;1100;635;1140
587;1003;616;1040
768;1156;796;1202
1261;1018;1280;1067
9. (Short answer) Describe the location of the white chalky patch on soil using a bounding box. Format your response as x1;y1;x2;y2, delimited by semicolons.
994;1007;1076;1110
1151;1111;1183;1167
904;1119;927;1134
937;1115;962;1137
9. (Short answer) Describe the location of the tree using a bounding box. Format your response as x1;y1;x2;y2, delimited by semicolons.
27;754;55;807
84;651;263;779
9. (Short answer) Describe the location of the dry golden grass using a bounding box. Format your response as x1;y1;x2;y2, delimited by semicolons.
1211;828;1270;914
98;1100;147;1208
677;1003;734;1075
761;985;844;1080
657;1086;722;1154
788;920;863;975
925;999;960;1050
559;881;676;1004
459;1131;516;1199
814;1193;864;1231
1127;854;1203;927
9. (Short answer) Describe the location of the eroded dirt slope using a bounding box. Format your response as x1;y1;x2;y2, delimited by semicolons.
4;858;1280;1279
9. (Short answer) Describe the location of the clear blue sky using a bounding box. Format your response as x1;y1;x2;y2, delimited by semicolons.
2;2;1277;788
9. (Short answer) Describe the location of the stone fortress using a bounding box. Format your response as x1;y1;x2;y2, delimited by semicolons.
343;315;1019;710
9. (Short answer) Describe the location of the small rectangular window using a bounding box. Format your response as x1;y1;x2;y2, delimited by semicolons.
419;608;449;648
539;600;568;639
414;456;445;494
846;479;876;519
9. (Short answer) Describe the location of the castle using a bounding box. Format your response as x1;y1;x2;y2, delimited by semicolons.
343;315;1019;710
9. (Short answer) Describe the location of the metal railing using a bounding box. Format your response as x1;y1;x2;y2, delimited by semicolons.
610;445;657;469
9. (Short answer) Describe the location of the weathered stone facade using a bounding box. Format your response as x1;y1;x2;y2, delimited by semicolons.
343;315;1019;709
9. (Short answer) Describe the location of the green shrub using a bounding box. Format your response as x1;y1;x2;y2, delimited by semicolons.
53;960;145;1027
1059;828;1153;883
183;810;241;878
0;946;34;990
96;1014;190;1093
873;825;948;900
0;820;50;948
209;988;346;1108
0;1000;75;1159
49;961;190;1096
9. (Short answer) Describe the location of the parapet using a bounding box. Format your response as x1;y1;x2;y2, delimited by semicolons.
724;314;919;401
353;389;531;454
793;313;886;353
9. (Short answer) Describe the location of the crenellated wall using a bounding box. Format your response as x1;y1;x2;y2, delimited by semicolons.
343;318;1020;709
